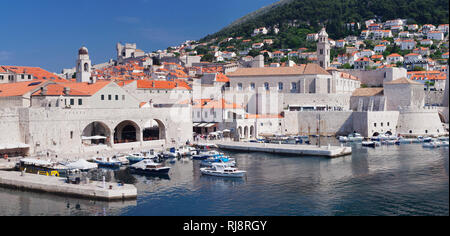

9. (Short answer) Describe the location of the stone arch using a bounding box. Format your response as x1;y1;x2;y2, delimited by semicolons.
82;121;112;146
114;120;141;144
385;131;393;136
373;132;380;137
143;119;166;141
244;126;249;139
250;126;255;139
84;63;89;72
238;126;243;138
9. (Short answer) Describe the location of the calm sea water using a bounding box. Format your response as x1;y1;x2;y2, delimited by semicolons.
0;141;448;216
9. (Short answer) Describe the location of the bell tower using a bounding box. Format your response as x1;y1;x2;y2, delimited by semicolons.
76;46;91;83
317;28;330;69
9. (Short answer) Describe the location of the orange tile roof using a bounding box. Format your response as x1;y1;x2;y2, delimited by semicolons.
1;65;66;82
352;88;384;97
0;81;46;97
215;73;230;83
245;114;283;119
32;81;111;96
385;77;422;85
226;64;330;77
387;53;402;58
192;99;242;109
137;80;191;90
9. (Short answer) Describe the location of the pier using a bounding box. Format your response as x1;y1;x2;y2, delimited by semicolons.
0;170;137;201
216;142;352;158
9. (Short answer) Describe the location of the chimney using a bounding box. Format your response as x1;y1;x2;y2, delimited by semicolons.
41;86;47;96
63;87;70;95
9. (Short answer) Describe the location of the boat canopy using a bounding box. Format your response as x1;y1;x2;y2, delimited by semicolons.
66;159;98;170
81;136;107;140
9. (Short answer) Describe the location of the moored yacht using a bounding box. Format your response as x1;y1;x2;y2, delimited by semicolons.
92;156;122;168
192;150;224;160
130;159;171;175
200;156;236;167
200;163;246;178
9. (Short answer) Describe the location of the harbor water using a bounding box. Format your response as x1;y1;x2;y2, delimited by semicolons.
0;140;448;216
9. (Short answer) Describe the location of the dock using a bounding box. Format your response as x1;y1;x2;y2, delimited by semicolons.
216;142;352;158
0;170;137;201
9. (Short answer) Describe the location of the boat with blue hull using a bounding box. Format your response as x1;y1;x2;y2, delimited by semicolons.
92;157;122;168
200;156;236;167
126;153;153;164
192;151;224;160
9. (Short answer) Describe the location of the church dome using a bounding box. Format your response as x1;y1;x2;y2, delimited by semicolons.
78;46;89;55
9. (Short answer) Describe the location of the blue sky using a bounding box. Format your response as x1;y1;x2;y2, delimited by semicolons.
0;0;279;72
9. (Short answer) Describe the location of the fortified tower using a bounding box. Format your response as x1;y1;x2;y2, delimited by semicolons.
317;28;330;69
76;46;92;83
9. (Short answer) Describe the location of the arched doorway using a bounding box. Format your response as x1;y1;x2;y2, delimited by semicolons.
373;132;380;137
250;126;255;139
82;122;111;146
385;131;393;136
244;126;249;139
114;120;141;144
238;126;243;138
143;119;166;141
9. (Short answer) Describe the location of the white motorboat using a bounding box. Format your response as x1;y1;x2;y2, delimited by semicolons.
114;154;130;165
348;133;364;142
341;133;364;142
423;141;441;148
338;136;348;142
130;159;171;175
200;163;246;178
398;138;415;144
179;146;198;156
441;141;449;147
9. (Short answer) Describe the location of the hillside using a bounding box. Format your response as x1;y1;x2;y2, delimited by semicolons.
201;0;449;41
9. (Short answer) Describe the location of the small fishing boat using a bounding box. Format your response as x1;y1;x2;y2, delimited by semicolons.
340;133;364;142
362;141;376;148
18;158;69;177
348;133;364;142
192;151;224;160
382;140;399;145
423;141;441;148
338;136;348;142
200;163;246;178
114;154;130;165
178;146;197;156
130;159;171;175
398;138;415;144
92;156;122;168
200;156;236;167
126;153;149;164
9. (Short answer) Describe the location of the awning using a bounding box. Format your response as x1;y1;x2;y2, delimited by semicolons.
204;123;217;128
0;143;30;150
194;123;217;128
81;136;107;140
